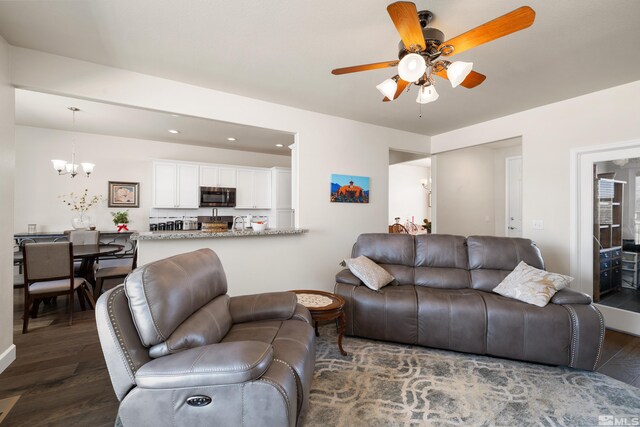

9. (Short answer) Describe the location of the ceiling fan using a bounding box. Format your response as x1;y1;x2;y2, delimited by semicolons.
331;2;535;104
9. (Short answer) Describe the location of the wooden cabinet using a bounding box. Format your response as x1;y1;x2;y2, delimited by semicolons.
593;176;625;301
235;168;272;209
199;165;236;188
152;161;199;208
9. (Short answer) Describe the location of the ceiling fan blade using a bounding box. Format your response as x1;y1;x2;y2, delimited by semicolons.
387;2;426;52
441;6;535;57
332;60;399;75
434;70;486;88
383;79;410;102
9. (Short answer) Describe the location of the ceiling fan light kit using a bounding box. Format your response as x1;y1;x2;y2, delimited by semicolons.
376;77;399;99
331;2;535;105
398;53;427;82
447;61;473;88
416;84;438;104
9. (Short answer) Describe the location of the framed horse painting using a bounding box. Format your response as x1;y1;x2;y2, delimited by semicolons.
330;174;369;203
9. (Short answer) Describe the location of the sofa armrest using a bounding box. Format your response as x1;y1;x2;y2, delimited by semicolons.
229;292;297;324
551;288;593;305
135;341;272;389
336;269;362;286
291;303;313;325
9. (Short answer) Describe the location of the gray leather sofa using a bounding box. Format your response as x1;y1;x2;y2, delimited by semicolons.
335;234;605;370
96;248;315;426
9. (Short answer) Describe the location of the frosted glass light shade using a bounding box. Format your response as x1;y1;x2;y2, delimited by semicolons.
447;61;473;88
398;53;426;82
51;159;67;172
376;78;398;99
65;163;78;174
416;85;439;104
81;163;95;175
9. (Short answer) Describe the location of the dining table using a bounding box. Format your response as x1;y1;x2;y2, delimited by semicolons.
73;243;124;308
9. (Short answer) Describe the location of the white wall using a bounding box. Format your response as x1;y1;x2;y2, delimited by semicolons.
10;47;429;296
388;164;431;225
431;80;640;277
434;145;496;236
0;36;15;373
14;126;289;233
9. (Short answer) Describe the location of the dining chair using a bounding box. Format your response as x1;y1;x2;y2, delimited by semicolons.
389;223;409;234
93;246;138;300
22;242;89;333
68;230;99;245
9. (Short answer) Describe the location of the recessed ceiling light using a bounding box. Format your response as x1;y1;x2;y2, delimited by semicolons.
227;137;237;141
168;129;180;134
170;114;180;117
275;144;284;147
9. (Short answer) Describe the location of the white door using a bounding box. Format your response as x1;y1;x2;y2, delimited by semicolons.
153;162;177;208
199;166;219;187
235;169;254;208
176;164;199;208
506;156;523;237
218;167;237;187
253;169;272;208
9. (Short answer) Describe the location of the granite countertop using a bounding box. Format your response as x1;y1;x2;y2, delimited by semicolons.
131;228;308;240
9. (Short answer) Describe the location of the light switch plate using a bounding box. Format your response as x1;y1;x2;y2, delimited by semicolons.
532;219;544;230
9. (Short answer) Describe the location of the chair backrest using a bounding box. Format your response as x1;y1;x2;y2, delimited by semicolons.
69;230;99;245
389;223;408;234
23;242;73;282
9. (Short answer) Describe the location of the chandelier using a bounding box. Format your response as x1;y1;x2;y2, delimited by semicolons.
51;107;95;178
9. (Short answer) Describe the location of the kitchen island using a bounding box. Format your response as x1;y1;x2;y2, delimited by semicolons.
132;228;310;296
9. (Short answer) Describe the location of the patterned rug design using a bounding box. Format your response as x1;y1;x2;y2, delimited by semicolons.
302;325;640;427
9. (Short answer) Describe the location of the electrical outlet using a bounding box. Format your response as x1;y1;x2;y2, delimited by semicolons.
532;219;544;230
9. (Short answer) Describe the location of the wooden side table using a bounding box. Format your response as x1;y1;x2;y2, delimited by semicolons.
293;290;347;356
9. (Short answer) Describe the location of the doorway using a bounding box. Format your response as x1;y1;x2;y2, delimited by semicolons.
572;140;640;336
505;156;523;237
388;149;431;233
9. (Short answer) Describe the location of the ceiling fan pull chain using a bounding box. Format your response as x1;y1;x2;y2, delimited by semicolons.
419;101;422;118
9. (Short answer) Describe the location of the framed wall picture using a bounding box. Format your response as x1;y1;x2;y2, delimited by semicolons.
330;174;370;203
108;181;140;208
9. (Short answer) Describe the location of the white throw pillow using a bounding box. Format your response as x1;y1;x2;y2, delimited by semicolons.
342;255;395;291
493;261;574;307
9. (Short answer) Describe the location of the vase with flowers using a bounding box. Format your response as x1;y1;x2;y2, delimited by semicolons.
59;189;103;230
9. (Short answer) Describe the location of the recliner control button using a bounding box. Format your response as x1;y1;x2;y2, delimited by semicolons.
186;395;213;407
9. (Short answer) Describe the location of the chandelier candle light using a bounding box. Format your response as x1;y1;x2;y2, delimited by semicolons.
51;107;95;178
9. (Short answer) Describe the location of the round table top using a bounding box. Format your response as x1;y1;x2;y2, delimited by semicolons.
292;289;345;311
73;244;124;258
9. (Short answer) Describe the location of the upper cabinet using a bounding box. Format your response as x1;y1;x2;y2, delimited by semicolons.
236;168;272;209
200;165;237;188
152;161;199;208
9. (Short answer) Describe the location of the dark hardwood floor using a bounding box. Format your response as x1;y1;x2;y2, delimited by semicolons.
0;288;639;426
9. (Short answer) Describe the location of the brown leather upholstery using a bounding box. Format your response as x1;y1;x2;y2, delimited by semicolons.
97;248;315;426
335;233;605;371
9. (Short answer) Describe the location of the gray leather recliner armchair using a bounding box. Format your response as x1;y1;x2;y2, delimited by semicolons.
96;248;315;426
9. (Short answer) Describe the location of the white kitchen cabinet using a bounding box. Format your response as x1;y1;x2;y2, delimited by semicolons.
152;161;199;208
235;168;272;209
199;165;236;188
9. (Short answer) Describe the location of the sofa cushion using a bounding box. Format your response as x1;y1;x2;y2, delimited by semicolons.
493;261;573;307
342;255;395;291
125;248;229;347
352;234;415;285
414;234;471;289
467;236;544;292
416;287;485;353
480;291;571;366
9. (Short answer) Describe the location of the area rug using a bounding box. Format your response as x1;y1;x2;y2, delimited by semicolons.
301;325;640;427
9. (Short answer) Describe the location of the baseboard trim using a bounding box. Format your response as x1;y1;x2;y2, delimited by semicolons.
0;344;16;374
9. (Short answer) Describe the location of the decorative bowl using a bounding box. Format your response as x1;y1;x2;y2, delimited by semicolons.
251;222;267;232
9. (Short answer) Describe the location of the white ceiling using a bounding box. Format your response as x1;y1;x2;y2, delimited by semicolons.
1;0;640;136
15;90;294;155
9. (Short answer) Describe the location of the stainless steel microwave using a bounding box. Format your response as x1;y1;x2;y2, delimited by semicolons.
199;187;236;207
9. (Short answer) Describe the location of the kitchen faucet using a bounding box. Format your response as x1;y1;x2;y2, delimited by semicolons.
232;216;245;230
